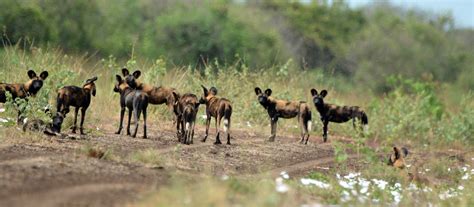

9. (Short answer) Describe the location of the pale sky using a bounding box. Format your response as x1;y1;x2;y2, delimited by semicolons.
346;0;474;28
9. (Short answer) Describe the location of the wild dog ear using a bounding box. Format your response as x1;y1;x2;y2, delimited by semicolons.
132;70;141;79
171;92;179;105
393;147;400;159
264;88;272;96
195;102;200;109
310;88;318;96
39;71;49;80
27;70;37;79
201;85;208;96
401;147;409;157
116;75;122;82
86;76;98;83
210;87;217;95
122;68;130;76
320;90;328;98
255;87;262;95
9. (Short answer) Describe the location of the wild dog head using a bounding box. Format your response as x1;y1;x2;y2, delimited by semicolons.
83;77;98;96
388;147;409;169
51;112;65;133
114;74;129;93
199;85;218;104
254;87;273;108
121;68;141;89
25;70;49;96
310;89;328;108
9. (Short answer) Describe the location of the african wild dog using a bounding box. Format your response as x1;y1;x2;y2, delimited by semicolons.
254;87;312;144
0;70;49;122
56;77;98;135
22;112;64;136
114;72;149;138
199;85;232;145
120;68;180;137
387;147;409;169
310;89;368;142
172;92;200;144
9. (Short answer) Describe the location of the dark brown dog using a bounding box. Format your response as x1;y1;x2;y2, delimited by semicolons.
387;147;409;169
0;70;49;122
310;89;368;142
120;68;180;136
199;85;232;145
173;93;200;144
255;87;312;143
56;77;98;134
114;73;149;138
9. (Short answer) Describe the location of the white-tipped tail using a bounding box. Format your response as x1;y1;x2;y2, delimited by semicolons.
307;120;312;131
223;119;229;133
185;122;191;131
363;124;369;134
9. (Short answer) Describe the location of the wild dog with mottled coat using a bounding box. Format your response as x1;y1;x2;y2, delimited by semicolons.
254;87;312;144
114;72;149;138
22;112;64;136
120;68;180;137
199;85;232;145
0;70;49;122
310;89;368;142
387;147;409;169
56;77;98;134
173;92;200;144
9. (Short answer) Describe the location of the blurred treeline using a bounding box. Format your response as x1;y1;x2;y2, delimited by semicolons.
1;0;473;93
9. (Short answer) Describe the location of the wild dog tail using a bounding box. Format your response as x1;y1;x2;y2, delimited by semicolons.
307;110;312;131
401;147;409;158
223;105;232;133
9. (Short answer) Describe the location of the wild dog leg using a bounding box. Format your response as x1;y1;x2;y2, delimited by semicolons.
323;120;329;142
214;116;222;145
143;108;147;139
126;109;132;136
79;108;86;135
132;107;140;138
202;115;211;142
72;107;79;133
299;115;305;144
116;107;125;134
268;116;278;142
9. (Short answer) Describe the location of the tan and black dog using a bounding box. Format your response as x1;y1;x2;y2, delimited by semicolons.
120;68;180;136
173;92;200;144
387;147;409;169
255;87;312;144
56;77;98;135
0;70;49;122
199;85;232;145
310;89;368;142
114;72;149;138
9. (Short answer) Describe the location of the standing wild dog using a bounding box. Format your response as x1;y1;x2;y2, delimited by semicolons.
56;77;98;134
254;87;312;144
114;72;149;138
387;147;409;169
172;92;200;144
0;70;49;122
120;68;181;137
199;85;232;145
310;89;368;142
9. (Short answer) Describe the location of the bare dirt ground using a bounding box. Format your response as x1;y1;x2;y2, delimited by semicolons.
0;118;452;207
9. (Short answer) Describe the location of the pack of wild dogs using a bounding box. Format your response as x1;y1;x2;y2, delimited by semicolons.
1;69;407;169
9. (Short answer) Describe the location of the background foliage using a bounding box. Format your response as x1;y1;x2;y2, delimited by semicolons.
1;0;472;93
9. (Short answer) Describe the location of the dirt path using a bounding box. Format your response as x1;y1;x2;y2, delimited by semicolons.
0;121;353;207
